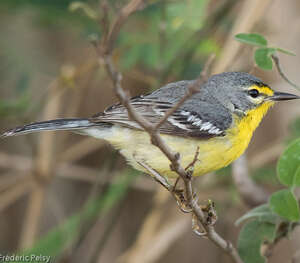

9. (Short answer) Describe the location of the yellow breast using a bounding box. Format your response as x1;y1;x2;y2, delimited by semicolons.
227;101;274;161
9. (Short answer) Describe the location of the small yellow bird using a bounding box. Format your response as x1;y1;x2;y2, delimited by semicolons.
2;72;299;178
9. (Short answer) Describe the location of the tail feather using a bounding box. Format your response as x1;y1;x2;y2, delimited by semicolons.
1;118;96;138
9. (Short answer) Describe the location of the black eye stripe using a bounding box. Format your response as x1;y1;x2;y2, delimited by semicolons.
248;89;259;98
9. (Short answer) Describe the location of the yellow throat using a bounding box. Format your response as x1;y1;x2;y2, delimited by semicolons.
227;99;275;164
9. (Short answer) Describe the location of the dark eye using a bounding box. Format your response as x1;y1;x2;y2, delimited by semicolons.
248;89;259;98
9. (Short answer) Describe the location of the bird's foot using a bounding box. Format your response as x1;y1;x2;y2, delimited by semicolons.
200;199;217;226
192;199;217;236
171;187;193;213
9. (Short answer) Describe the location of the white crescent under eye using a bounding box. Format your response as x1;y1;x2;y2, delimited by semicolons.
247;89;264;104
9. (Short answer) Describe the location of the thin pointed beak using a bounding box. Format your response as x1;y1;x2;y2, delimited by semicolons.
267;91;300;101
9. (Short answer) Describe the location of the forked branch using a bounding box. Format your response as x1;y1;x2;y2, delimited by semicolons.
95;1;243;262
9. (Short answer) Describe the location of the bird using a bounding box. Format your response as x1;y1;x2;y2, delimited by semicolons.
2;72;299;178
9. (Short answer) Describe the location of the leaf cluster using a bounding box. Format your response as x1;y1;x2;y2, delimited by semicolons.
237;139;300;263
235;33;295;70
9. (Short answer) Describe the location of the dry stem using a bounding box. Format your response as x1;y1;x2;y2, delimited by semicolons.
232;155;268;207
96;1;243;262
271;54;300;91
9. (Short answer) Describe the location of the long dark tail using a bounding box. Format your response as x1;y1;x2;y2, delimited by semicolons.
1;118;97;138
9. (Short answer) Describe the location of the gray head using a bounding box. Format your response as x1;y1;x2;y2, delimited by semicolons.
202;72;300;115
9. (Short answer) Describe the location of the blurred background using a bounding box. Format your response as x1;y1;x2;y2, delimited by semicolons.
1;0;300;262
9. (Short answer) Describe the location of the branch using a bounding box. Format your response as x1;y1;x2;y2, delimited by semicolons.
232;155;268;207
154;55;215;130
261;221;299;260
96;2;243;262
271;54;300;91
103;0;146;55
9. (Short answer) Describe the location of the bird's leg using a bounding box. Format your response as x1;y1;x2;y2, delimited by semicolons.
136;160;172;191
167;147;201;213
135;159;192;213
135;150;205;215
171;146;201;213
192;214;207;236
170;177;193;213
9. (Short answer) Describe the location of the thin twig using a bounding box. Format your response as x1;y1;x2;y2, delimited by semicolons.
97;1;243;262
185;146;200;171
154;54;215;130
262;222;299;260
271;54;300;91
104;0;146;55
248;141;283;169
232;155;268;207
136;160;172;190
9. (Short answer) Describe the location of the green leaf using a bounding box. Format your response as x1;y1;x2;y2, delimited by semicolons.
236;204;278;226
10;170;137;263
238;220;276;263
254;48;276;70
276;47;296;56
235;33;267;47
277;138;300;186
269;189;300;221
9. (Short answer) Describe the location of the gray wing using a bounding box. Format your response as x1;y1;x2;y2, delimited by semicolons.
90;80;232;139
